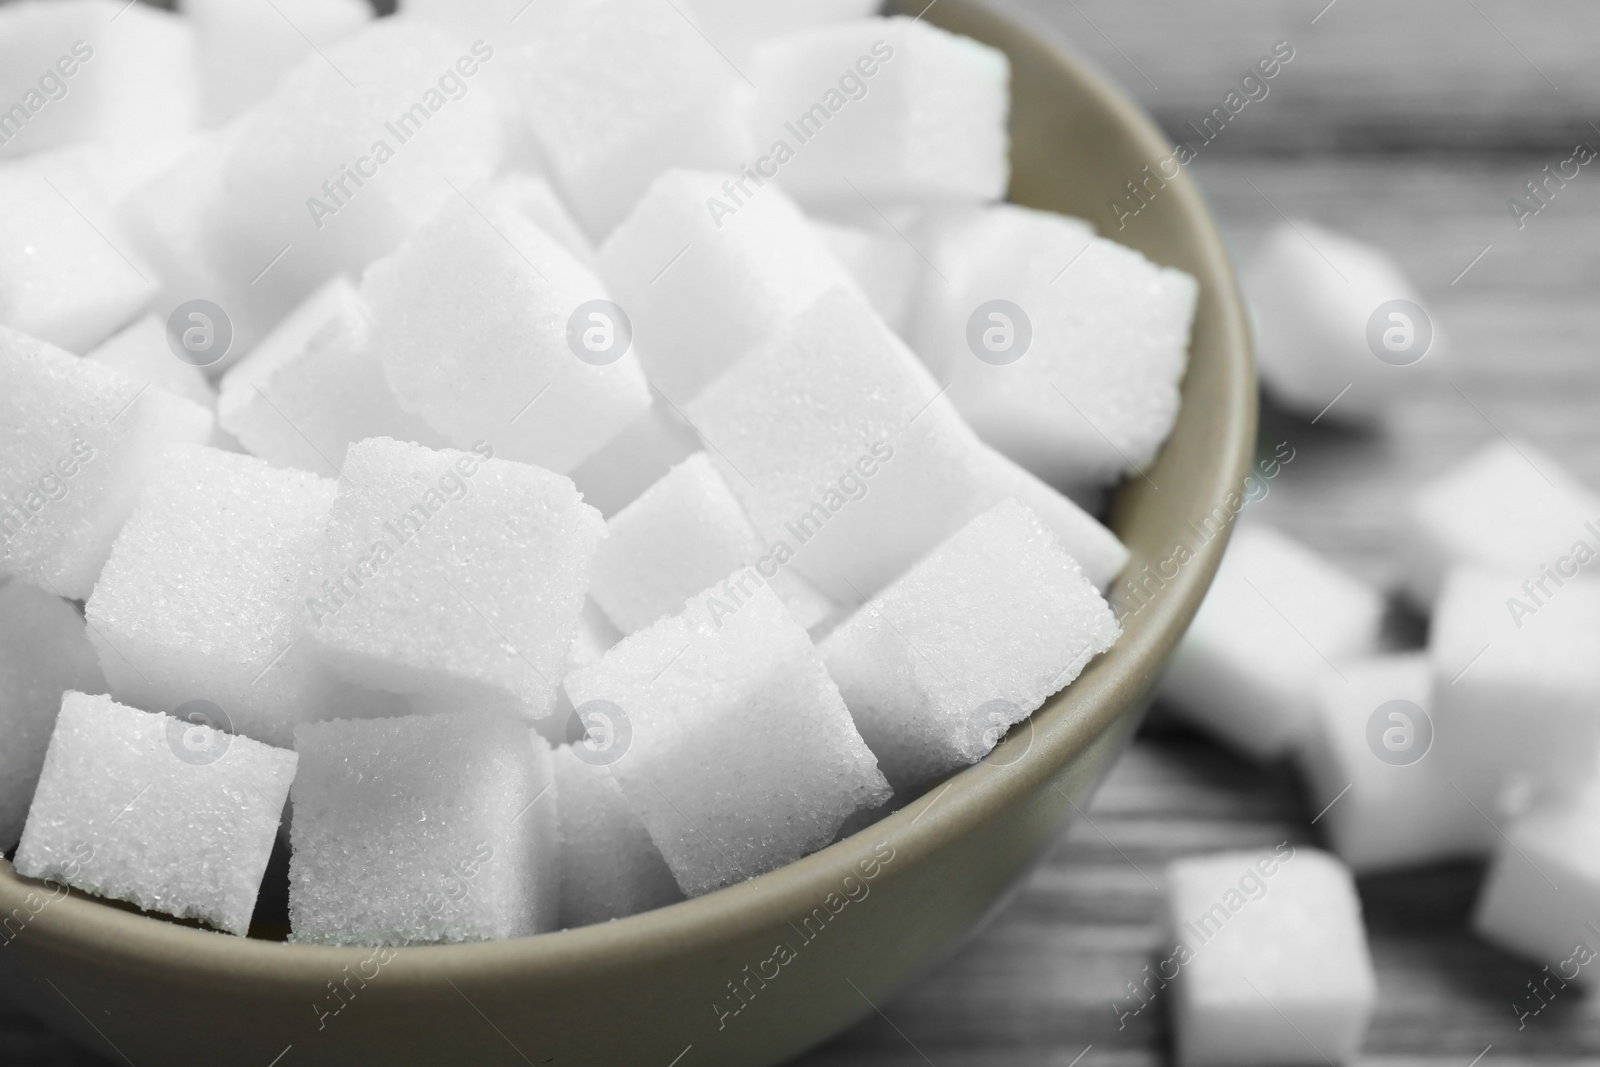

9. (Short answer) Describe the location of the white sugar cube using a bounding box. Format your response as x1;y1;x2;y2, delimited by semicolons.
1473;788;1600;979
563;582;890;896
568;401;702;518
0;1;198;158
811;216;921;335
366;189;652;473
568;598;622;669
507;0;754;237
15;691;296;937
1167;848;1375;1066
289;712;557;945
1431;567;1600;820
822;499;1119;790
86;314;216;411
750;18;1009;212
552;744;681;928
306;437;605;720
1;327;213;599
1246;219;1441;422
85;445;387;748
0;582;107;850
1400;438;1600;607
218;280;443;475
495;172;596;268
681;0;881;64
685;287;1127;604
910;204;1198;487
1160;525;1385;761
205;19;505;339
0;154;158;353
590;453;835;634
1297;654;1487;872
181;0;371;125
597;168;860;401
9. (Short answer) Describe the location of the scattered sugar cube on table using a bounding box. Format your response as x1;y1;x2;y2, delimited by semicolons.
563;582;890;897
14;691;296;937
1297;653;1487;872
0;326;213;599
305;437;605;720
822;498;1120;791
1159;524;1386;761
289;711;556;945
0;581;106;850
1167;847;1376;1067
910;203;1198;489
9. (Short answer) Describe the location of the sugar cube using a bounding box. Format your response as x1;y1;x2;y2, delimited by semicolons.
1159;525;1386;761
685;287;1127;604
1167;847;1376;1066
289;712;556;945
680;0;881;64
0;152;158;353
218;280;444;475
305;437;605;720
568;598;622;669
495;172;597;268
0;0;198;159
1430;567;1600;821
1472;787;1600;981
568;401;702;519
15;691;296;937
750;18;1009;212
810;216;921;335
590;452;835;635
181;0;371;125
1246;219;1441;422
365;189;652;474
597;168;861;402
910;204;1198;488
1;326;213;599
822;499;1118;790
86;313;216;411
1400;437;1600;607
84;445;386;749
1297;653;1487;872
563;582;890;896
0;582;107;850
552;743;681;928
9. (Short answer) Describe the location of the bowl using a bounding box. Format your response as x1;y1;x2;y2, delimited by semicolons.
0;2;1256;1063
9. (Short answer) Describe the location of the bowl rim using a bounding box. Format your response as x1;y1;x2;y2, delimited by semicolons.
0;0;1258;993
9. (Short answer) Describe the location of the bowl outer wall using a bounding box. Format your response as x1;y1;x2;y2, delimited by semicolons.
0;2;1258;1063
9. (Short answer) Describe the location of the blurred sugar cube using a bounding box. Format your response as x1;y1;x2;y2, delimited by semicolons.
366;189;651;474
811;216;921;336
590;452;833;635
0;581;107;850
494;172;597;268
552;743;682;928
87;314;216;411
289;711;556;945
680;0;881;65
305;437;604;720
1168;847;1375;1067
750;17;1009;212
910;204;1197;489
15;691;296;937
599;169;859;402
1246;219;1440;423
823;499;1119;790
1297;653;1486;872
568;402;702;519
563;582;889;896
686;288;1127;604
0;326;213;599
1160;525;1385;761
1401;438;1600;607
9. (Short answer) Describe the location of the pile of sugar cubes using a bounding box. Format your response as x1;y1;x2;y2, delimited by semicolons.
0;0;1204;948
1151;218;1600;1064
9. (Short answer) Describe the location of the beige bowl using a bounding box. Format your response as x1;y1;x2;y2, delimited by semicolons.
0;2;1256;1063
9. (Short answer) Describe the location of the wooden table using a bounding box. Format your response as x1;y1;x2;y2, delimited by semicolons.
8;1;1600;1063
